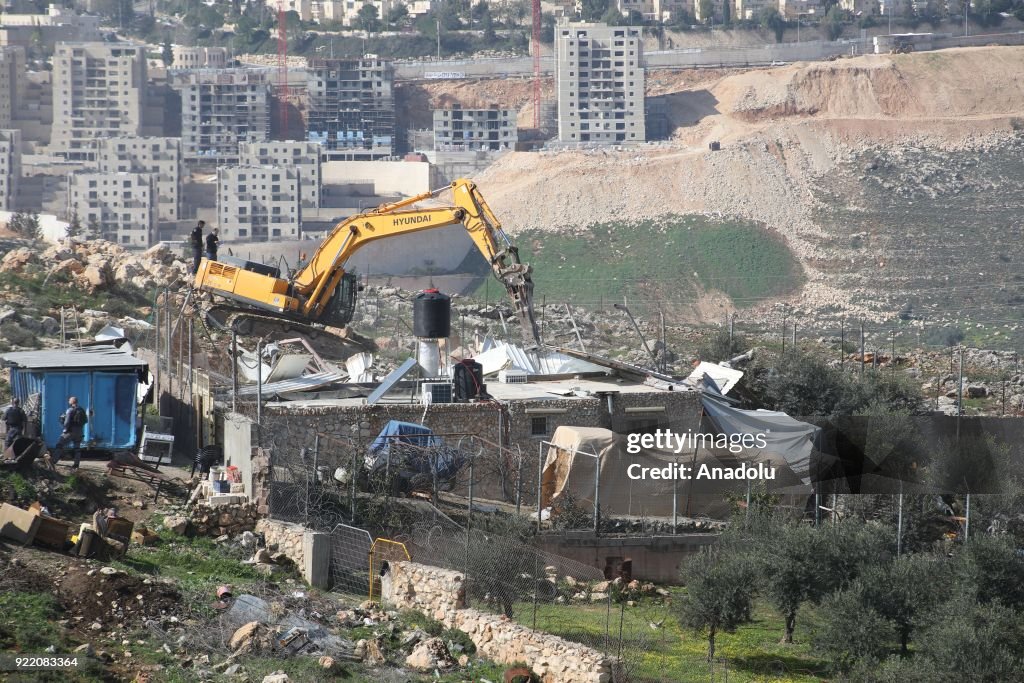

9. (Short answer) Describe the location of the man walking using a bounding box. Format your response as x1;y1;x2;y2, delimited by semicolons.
190;220;205;275
53;396;88;469
3;398;26;450
205;227;220;262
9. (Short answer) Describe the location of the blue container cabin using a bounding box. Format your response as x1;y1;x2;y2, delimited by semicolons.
1;344;149;452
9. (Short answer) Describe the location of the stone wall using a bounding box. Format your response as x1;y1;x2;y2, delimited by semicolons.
381;561;620;683
188;502;258;537
254;518;331;589
251;389;701;503
380;560;466;623
451;608;616;683
255;518;307;572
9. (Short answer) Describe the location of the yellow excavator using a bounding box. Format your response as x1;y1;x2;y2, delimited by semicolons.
193;178;541;347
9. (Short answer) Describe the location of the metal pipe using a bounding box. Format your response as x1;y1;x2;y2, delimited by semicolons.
164;288;171;385
256;339;263;431
231;330;238;414
154;298;160;415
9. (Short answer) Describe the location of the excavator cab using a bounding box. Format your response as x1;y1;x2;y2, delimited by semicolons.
315;271;361;328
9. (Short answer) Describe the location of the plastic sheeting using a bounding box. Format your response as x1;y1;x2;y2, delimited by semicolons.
541;426;809;521
700;393;821;485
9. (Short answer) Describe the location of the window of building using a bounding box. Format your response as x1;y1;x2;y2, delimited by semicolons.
531;416;549;437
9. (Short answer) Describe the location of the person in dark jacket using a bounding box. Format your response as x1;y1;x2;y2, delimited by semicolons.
53;396;88;469
3;398;26;449
205;227;219;262
190;220;205;275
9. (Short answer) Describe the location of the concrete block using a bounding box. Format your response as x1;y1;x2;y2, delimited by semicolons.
303;530;331;590
208;494;246;507
0;503;40;545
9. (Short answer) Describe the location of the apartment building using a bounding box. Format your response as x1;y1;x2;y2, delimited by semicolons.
67;172;156;246
0;129;20;211
736;0;771;19
433;106;518;152
555;22;646;145
51;43;146;160
94;137;182;222
239;141;321;209
306;57;395;160
0;5;101;51
216;166;300;241
170;46;228;69
0;46;25;129
171;68;271;166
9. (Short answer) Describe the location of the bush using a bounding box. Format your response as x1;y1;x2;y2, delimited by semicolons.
442;626;476;655
814;585;895;672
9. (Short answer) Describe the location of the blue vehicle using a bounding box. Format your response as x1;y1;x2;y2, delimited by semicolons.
365;420;466;494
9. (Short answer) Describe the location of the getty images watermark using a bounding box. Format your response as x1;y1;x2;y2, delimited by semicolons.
625;429;776;481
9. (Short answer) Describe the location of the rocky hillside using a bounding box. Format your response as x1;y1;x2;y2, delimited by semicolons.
472;46;1024;344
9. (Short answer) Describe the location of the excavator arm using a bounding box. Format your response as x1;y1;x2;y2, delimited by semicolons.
195;179;541;347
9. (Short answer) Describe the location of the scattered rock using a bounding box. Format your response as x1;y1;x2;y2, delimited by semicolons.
405;637;455;670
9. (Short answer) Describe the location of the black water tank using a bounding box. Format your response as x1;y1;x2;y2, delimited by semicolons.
413;289;451;338
454;359;484;402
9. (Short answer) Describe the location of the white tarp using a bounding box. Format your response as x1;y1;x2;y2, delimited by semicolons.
474;340;606;376
686;362;744;395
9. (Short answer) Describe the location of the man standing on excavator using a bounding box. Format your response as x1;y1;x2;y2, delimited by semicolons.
190;220;205;275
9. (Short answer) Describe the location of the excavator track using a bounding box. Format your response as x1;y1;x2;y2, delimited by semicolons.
198;301;364;347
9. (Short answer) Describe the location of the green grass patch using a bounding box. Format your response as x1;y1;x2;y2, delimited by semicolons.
0;471;38;502
519;598;830;683
0;592;65;652
112;534;263;590
475;216;803;309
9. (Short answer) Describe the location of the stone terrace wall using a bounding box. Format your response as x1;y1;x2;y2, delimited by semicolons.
382;561;620;683
381;560;466;623
451;608;616;683
256;518;307;570
188;502;258;537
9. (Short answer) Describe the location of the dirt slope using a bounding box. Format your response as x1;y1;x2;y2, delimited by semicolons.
473;46;1024;322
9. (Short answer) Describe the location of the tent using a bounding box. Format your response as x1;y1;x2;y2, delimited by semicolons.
540;426;809;521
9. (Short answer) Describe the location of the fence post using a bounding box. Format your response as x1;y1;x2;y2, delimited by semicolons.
594;450;601;536
310;434;319;527
465;455;473;606
350;445;358;523
537;442;544;532
532;551;539;630
515;446;524;515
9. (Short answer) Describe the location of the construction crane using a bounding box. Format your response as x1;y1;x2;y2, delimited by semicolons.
193;179;542;348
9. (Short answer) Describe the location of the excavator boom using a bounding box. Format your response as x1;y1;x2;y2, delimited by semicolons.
194;179;541;347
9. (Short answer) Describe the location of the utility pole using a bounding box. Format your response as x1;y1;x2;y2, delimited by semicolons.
436;19;441;60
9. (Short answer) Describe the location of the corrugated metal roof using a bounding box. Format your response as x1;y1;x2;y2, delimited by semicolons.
1;345;148;370
233;370;345;397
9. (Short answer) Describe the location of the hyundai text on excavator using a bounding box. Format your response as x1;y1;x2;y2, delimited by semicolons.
192;178;542;347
